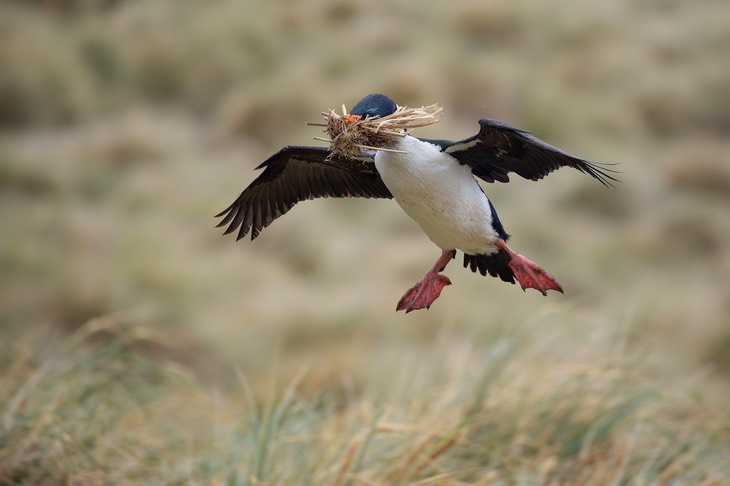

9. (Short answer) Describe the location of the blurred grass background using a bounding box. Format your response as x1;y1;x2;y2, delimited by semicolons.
1;0;729;484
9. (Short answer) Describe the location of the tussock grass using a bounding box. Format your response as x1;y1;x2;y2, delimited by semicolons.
1;319;727;484
2;0;730;483
0;317;199;483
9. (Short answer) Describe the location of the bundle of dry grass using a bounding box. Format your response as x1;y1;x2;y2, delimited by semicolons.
307;103;443;158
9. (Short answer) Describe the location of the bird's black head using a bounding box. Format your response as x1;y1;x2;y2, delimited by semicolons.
350;93;397;118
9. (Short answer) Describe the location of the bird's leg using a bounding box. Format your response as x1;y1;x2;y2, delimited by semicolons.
497;240;564;295
396;249;456;313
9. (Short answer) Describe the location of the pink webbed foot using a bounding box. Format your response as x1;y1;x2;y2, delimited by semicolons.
396;249;455;313
498;240;563;295
396;273;452;313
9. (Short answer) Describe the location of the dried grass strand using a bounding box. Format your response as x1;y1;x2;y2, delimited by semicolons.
306;103;442;158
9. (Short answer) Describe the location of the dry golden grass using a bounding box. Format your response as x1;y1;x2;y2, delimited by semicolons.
1;0;729;484
310;103;442;157
1;317;727;484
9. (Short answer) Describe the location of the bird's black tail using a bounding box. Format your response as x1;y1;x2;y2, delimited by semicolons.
463;249;515;284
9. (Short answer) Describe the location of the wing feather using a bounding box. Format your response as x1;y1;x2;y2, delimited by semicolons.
433;119;619;187
216;146;392;240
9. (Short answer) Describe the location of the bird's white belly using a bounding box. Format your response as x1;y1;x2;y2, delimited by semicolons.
375;136;499;254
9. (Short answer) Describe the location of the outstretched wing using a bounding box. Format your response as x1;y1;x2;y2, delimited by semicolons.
215;146;392;241
424;119;618;187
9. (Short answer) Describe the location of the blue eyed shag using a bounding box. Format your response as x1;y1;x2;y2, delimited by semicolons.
216;94;617;312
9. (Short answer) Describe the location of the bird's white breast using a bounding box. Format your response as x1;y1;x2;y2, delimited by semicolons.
374;136;499;254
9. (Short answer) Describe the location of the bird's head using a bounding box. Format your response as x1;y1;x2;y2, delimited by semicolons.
345;93;397;123
318;94;440;157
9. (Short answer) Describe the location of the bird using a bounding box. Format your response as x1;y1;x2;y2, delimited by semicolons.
215;93;617;313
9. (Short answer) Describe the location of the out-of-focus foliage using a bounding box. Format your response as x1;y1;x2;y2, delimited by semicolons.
1;0;729;483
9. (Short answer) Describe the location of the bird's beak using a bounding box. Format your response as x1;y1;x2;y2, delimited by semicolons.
344;114;361;124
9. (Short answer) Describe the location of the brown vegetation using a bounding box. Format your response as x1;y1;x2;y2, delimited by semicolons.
1;0;729;483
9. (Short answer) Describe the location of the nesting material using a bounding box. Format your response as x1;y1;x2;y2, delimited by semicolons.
307;103;443;158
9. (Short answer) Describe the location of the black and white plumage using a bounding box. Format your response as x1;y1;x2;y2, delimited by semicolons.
424;118;617;187
216;93;616;312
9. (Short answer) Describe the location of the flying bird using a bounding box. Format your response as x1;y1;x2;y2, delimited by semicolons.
216;94;617;312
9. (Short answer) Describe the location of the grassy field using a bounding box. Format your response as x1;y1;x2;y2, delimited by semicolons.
1;0;729;484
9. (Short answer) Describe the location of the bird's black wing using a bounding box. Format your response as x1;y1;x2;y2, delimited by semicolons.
215;146;392;240
422;119;618;187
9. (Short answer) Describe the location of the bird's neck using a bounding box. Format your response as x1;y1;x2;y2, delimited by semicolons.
379;135;443;167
